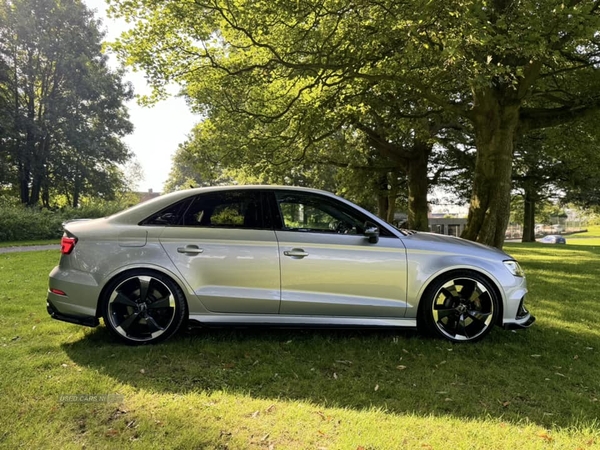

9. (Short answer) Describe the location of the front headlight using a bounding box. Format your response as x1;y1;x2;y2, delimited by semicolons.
504;260;525;277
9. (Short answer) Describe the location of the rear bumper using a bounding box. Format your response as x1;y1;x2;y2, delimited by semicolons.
47;297;99;327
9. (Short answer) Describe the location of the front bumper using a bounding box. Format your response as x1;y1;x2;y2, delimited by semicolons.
504;313;536;329
503;295;535;329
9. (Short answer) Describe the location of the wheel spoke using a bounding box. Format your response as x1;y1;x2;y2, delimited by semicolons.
456;314;470;339
145;315;165;333
435;305;459;335
118;311;142;333
138;276;152;302
435;306;457;321
446;314;461;336
148;295;173;309
440;286;458;300
467;310;492;323
459;279;477;301
471;286;488;303
112;292;137;308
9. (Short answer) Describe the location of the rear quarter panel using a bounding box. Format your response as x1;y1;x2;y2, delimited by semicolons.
62;220;210;316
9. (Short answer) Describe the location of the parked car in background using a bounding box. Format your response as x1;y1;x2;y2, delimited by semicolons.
47;186;534;345
539;235;567;244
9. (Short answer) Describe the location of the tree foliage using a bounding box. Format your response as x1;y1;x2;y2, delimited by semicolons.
0;0;134;207
108;0;600;247
164;117;412;220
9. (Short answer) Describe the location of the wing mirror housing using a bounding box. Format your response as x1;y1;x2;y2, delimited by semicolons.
364;222;380;244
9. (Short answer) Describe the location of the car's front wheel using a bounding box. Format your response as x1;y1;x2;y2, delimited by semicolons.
101;270;187;345
420;271;499;343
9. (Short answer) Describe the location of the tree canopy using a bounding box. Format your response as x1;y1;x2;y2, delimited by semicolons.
108;0;600;247
0;0;134;207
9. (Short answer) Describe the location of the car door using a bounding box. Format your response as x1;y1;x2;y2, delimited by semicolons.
272;190;408;317
155;190;280;314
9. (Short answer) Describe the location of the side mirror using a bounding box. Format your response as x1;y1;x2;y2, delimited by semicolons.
364;222;380;244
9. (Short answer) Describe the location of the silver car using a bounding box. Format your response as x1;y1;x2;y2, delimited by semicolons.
47;186;535;345
539;235;567;244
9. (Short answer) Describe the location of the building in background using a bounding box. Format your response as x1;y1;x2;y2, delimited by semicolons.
428;214;467;237
137;189;161;203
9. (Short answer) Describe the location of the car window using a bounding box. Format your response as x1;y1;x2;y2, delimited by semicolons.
142;198;192;225
143;191;268;229
275;191;375;235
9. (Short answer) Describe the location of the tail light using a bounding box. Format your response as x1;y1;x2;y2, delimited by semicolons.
61;236;77;255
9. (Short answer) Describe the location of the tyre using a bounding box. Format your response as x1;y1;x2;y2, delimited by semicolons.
101;270;187;345
420;270;499;343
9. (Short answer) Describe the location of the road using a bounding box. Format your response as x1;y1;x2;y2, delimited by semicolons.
0;245;60;254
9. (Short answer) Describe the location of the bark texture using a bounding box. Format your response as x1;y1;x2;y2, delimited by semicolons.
462;88;520;249
522;184;536;242
406;142;431;231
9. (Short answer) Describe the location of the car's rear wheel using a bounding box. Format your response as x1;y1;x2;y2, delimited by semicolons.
420;271;499;343
101;270;187;345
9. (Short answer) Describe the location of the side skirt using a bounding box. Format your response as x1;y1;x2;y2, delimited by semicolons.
188;314;417;329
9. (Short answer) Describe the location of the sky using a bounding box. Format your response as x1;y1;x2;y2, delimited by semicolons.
84;0;198;193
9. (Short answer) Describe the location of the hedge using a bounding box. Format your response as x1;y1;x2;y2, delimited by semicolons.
0;203;126;242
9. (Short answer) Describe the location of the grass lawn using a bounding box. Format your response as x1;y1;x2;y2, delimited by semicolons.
563;225;600;246
1;241;599;449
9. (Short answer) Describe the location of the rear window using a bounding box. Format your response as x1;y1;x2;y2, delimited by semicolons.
141;191;269;229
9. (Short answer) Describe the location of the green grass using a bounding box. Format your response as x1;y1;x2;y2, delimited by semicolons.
1;248;599;449
562;225;600;247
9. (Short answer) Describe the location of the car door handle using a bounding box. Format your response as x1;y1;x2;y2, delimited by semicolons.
284;248;309;258
177;245;204;254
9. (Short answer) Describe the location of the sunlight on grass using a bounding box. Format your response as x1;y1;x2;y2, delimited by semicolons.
569;225;600;239
1;249;599;449
557;225;600;246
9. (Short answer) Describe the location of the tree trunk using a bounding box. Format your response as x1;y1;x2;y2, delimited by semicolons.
42;182;50;208
11;48;30;205
462;89;520;249
71;167;82;209
376;173;389;220
30;134;50;206
407;141;431;231
18;158;31;205
30;174;42;206
386;172;399;223
522;183;536;242
22;117;36;205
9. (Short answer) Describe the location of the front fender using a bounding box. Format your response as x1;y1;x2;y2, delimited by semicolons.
405;253;516;319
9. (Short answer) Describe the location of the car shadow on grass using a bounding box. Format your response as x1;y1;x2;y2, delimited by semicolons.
63;321;599;430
